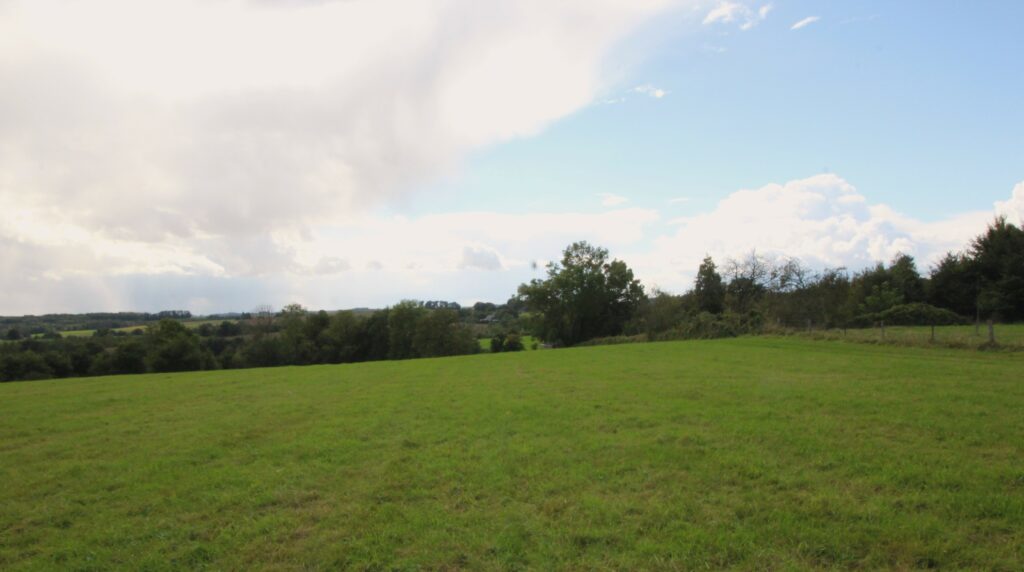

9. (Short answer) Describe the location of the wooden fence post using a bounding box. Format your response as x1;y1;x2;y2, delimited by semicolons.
880;321;886;340
988;320;995;344
930;324;935;343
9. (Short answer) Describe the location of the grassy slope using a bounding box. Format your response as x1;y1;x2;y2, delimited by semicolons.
1;338;1022;570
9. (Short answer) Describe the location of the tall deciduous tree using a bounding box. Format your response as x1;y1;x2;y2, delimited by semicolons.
971;216;1024;321
146;319;204;373
388;301;426;360
888;253;926;304
518;241;645;346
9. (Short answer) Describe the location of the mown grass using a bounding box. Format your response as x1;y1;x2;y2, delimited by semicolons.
1;338;1022;570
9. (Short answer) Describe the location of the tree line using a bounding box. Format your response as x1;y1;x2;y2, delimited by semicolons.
0;311;196;339
2;216;1021;382
515;217;1023;345
0;303;485;382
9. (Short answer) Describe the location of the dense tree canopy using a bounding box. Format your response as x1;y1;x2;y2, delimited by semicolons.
0;304;483;382
971;217;1024;321
518;241;645;346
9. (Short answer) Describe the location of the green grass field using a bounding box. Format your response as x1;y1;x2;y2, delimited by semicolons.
58;320;232;338
2;338;1022;570
58;326;144;337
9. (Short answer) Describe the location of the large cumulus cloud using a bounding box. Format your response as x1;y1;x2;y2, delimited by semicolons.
0;0;676;281
1;1;1020;313
634;174;1021;291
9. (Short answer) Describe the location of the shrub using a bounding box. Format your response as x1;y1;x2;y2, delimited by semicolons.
490;334;506;353
653;312;758;342
0;351;54;381
503;333;524;352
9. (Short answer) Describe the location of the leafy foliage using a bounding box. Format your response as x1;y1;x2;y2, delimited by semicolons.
518;241;645;346
971;217;1024;321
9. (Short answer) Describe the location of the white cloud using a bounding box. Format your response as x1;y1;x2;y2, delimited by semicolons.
0;0;683;311
311;257;351;276
703;1;743;25
668;197;691;204
600;84;667;105
0;0;675;242
703;1;771;31
3;169;1020;312
598;193;630;206
634;174;1014;292
791;16;820;30
1;1;674;245
633;84;668;98
995;181;1024;226
0;0;1015;315
459;246;505;271
0;205;662;312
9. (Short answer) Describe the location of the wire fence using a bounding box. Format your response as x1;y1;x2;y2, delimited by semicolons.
785;323;1024;351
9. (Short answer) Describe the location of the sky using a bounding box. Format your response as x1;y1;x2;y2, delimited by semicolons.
1;0;1022;314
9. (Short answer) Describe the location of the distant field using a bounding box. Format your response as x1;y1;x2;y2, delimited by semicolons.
2;338;1022;569
59;319;233;337
58;326;144;337
477;334;540;352
802;323;1024;349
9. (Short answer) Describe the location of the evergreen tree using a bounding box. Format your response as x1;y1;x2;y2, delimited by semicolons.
693;256;726;314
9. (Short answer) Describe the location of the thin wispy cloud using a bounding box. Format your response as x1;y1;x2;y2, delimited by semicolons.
703;1;743;25
598;84;668;106
633;84;668;99
703;1;772;31
791;16;820;30
668;197;691;204
598;193;630;207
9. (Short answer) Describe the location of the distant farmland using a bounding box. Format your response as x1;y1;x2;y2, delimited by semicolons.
2;338;1022;569
57;319;233;338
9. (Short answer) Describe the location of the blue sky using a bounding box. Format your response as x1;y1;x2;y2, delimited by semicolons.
412;1;1024;220
1;0;1022;313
